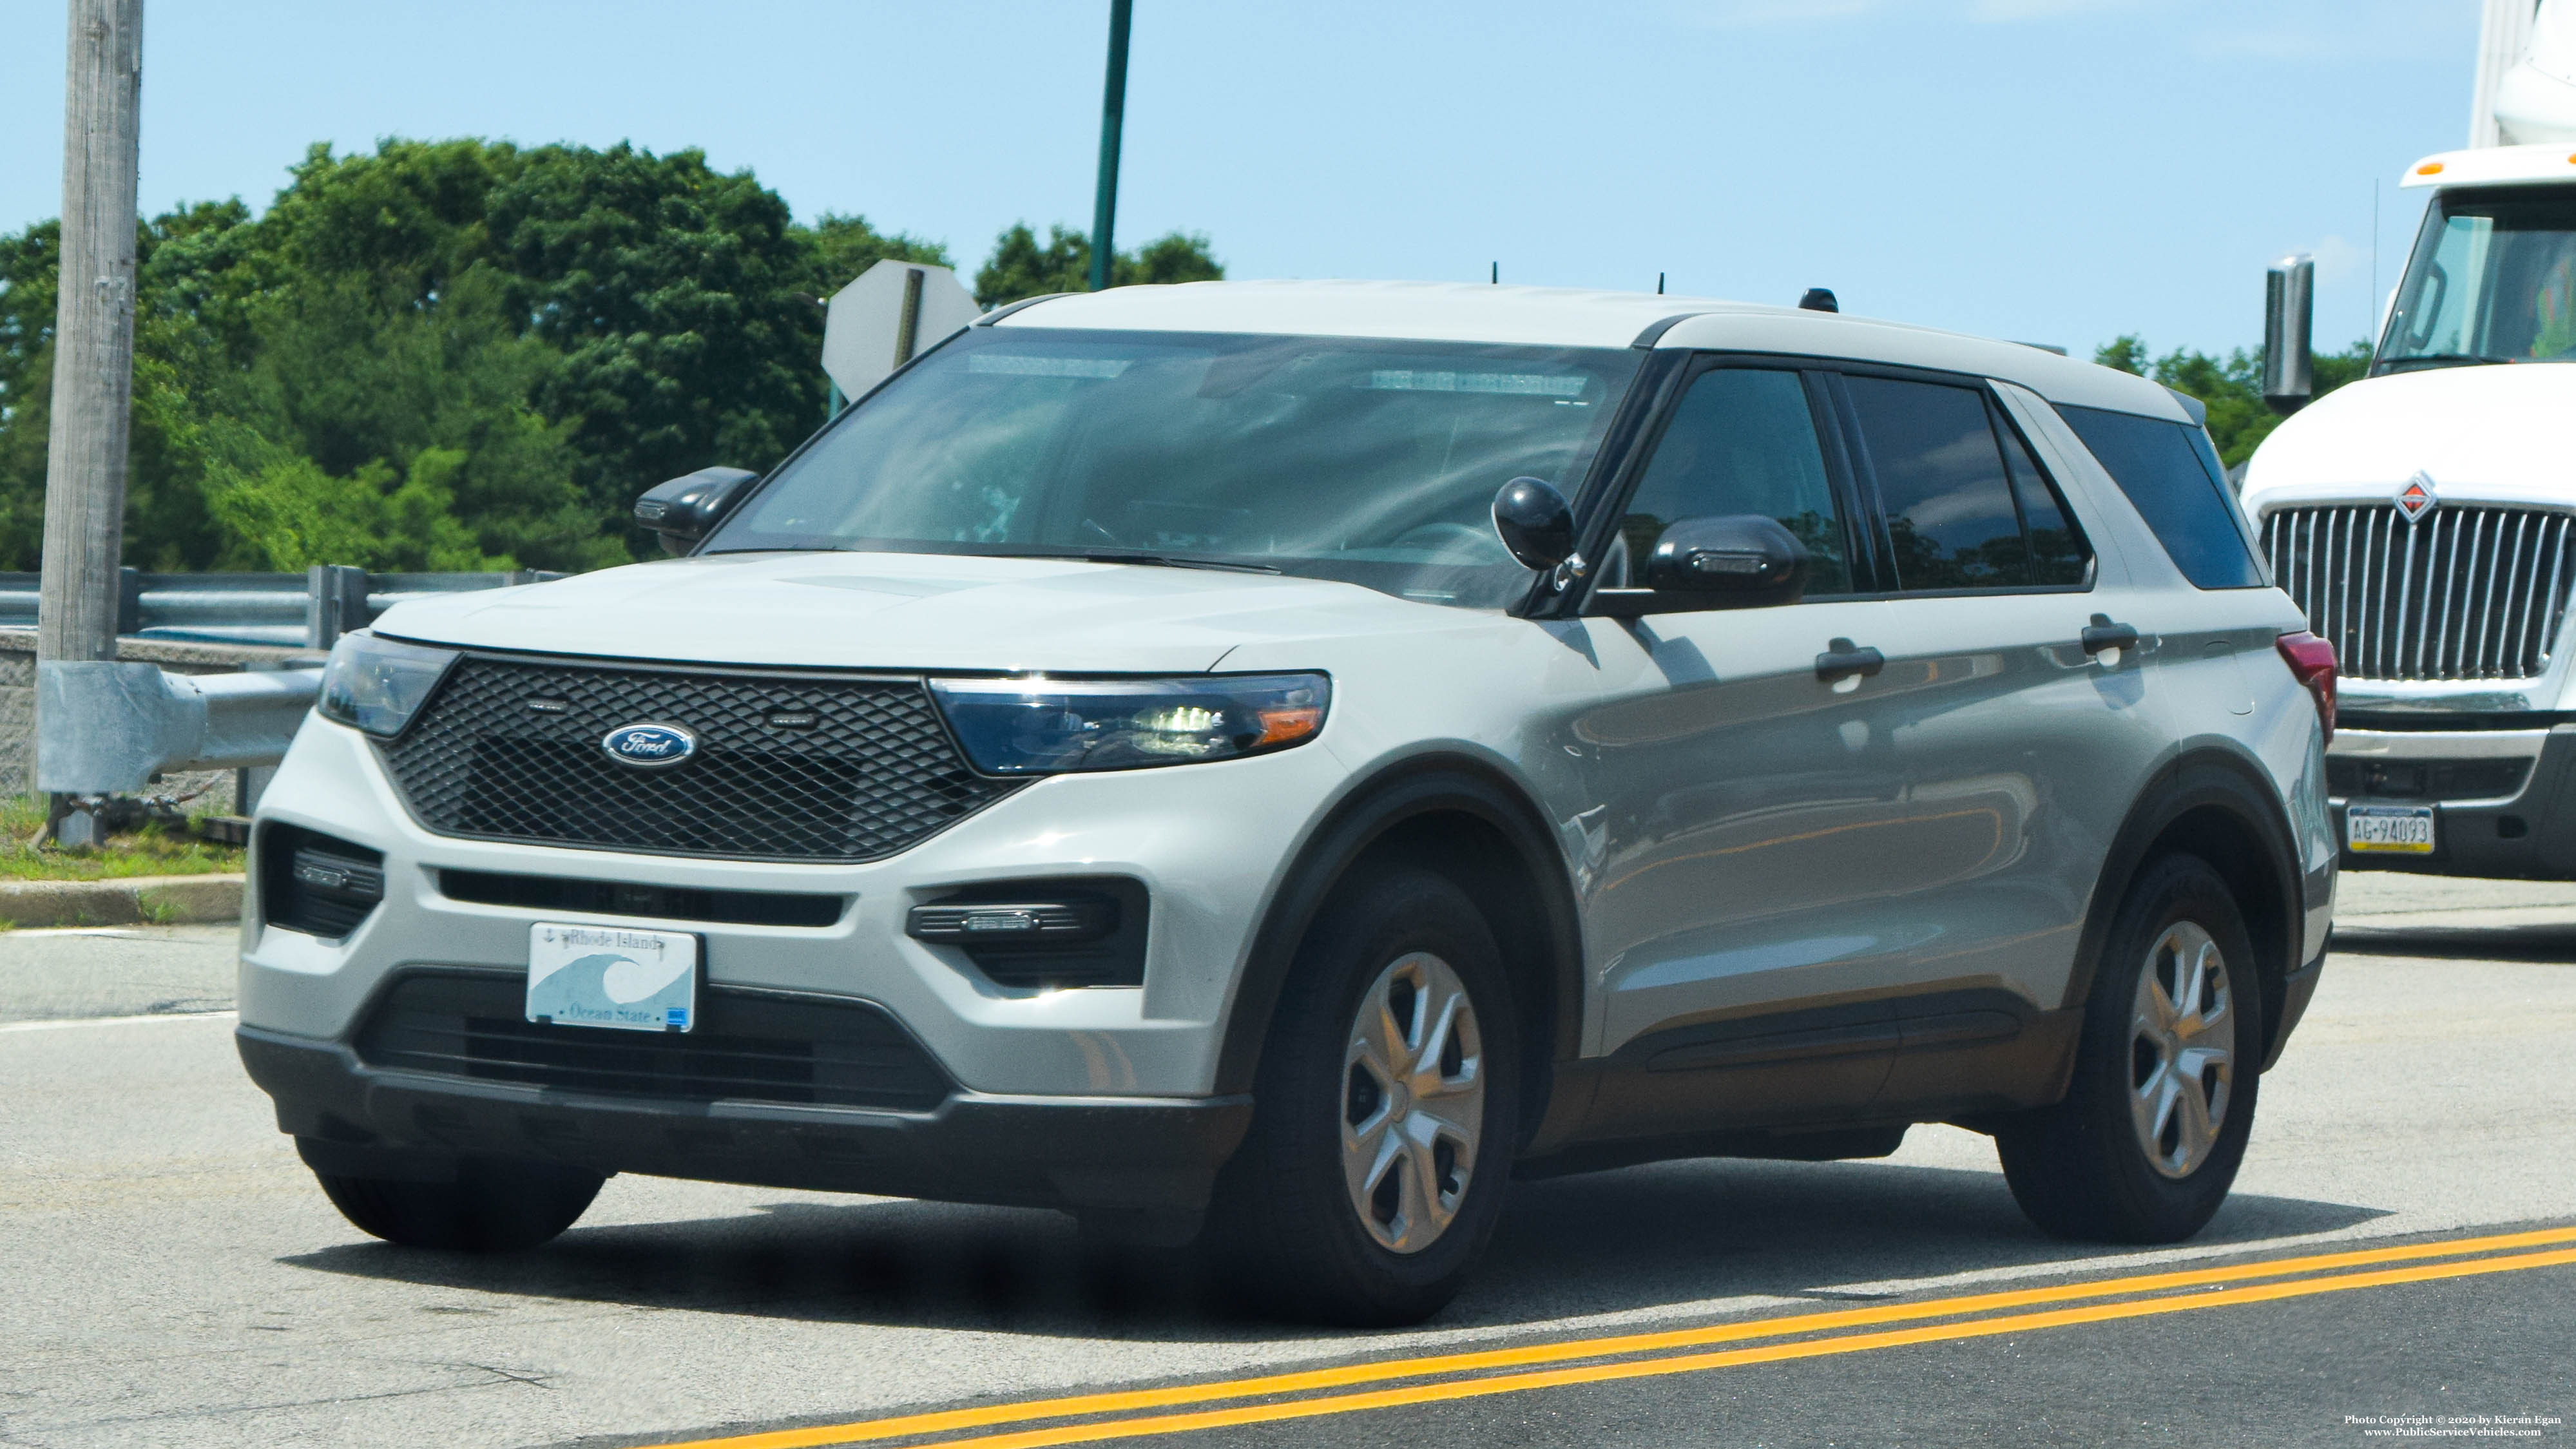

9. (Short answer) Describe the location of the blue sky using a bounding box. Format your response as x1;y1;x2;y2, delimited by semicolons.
1;0;2482;358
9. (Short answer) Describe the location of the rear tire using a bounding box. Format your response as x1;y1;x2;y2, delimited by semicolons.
316;1158;604;1251
1997;851;2263;1242
1211;865;1520;1326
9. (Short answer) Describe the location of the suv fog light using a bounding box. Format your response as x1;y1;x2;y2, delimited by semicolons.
904;880;1149;989
260;823;387;941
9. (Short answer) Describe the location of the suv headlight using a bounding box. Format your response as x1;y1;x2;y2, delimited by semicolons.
316;633;461;738
928;673;1329;774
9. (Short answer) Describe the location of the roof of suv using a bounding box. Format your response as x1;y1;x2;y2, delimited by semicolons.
992;280;2186;419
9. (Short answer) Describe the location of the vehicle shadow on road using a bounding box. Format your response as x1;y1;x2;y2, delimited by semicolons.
1469;1156;2383;1321
2332;923;2576;962
274;1156;2384;1342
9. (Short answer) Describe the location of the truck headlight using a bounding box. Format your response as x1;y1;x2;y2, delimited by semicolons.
928;673;1329;774
316;633;460;738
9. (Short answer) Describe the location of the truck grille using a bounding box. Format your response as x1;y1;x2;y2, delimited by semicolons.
379;655;1019;861
2261;504;2576;682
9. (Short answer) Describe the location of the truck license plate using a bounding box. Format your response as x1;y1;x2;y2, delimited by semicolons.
2347;805;2436;855
526;923;699;1032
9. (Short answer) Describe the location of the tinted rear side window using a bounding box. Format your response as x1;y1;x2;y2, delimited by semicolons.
1996;416;2090;586
1841;376;2029;591
2060;405;2265;589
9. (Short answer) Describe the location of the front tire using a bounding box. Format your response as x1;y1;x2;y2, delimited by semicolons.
315;1157;604;1251
1997;851;2264;1242
1213;866;1521;1326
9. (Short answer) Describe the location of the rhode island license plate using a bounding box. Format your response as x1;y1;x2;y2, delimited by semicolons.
2346;804;2436;856
526;923;699;1032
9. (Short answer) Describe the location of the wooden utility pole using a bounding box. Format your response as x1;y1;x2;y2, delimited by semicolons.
39;0;144;669
33;0;143;840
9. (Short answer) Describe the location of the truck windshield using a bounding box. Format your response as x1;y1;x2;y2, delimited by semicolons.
702;327;1642;609
2378;186;2576;372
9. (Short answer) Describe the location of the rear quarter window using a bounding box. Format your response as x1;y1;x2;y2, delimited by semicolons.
2059;405;2266;590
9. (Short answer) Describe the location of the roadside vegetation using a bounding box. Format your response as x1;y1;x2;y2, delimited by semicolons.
0;132;2365;580
0;796;246;883
2093;334;2375;467
0;137;1222;575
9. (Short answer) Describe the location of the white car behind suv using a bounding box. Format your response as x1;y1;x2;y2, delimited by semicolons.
238;280;2338;1324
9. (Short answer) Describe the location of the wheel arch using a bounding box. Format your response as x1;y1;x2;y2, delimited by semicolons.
1211;754;1584;1145
2070;745;2307;1070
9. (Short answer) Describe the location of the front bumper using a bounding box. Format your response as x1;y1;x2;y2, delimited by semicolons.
2329;722;2576;878
239;709;1351;1100
239;1024;1251;1215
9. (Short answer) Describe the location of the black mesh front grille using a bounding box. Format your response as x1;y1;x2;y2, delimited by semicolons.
379;655;1019;861
439;869;847;927
357;971;952;1111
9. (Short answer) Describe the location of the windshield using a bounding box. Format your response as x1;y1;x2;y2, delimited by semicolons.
2377;186;2576;371
705;327;1642;609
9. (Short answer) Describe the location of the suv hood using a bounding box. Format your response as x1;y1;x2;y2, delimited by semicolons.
368;550;1445;673
2240;363;2576;514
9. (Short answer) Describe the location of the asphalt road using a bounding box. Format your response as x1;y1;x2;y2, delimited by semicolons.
0;876;2570;1449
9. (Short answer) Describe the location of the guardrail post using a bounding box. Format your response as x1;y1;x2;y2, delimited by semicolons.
235;764;275;815
115;566;142;637
306;564;370;649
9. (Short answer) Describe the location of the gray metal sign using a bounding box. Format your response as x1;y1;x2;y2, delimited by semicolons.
821;259;980;401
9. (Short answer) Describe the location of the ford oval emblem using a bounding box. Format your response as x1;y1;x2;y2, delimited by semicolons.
601;722;697;769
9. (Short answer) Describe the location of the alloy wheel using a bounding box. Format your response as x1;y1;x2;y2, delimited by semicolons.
1340;950;1486;1254
2128;920;2236;1180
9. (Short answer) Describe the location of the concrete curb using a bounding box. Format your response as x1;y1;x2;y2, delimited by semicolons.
0;873;244;929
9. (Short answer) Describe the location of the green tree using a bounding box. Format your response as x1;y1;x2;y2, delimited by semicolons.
2092;333;2374;468
973;223;1224;308
485;142;828;530
0;137;1227;574
794;211;950;299
0;219;58;566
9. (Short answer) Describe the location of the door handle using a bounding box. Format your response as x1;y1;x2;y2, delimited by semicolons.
2081;615;2140;655
1815;638;1885;681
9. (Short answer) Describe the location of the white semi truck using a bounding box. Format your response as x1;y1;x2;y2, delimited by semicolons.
2238;0;2576;876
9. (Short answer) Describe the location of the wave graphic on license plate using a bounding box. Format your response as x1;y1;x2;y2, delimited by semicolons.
527;923;699;1032
2347;805;2436;855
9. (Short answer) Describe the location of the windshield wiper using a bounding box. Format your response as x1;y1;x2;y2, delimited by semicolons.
993;548;1283;574
2378;352;2517;373
1075;551;1283;574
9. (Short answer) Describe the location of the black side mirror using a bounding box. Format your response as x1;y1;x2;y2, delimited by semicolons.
1491;476;1576;571
1646;515;1809;600
635;467;758;554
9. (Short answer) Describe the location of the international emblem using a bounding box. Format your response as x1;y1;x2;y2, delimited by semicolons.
2392;472;2437;523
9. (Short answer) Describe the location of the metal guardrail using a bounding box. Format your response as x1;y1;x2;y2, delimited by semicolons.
17;564;566;796
0;564;565;649
38;660;327;792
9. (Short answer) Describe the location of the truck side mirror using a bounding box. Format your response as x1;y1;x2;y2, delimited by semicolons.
1646;515;1810;600
2262;254;2314;416
635;467;758;554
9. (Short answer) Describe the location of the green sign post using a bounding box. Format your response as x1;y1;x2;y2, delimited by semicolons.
1088;0;1133;293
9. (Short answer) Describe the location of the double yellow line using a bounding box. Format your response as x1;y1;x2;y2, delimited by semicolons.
649;1224;2576;1449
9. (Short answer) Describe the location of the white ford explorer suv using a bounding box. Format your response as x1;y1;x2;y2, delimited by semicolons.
238;281;2336;1324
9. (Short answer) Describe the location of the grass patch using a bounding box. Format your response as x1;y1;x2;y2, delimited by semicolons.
0;796;246;883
